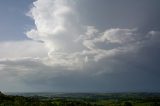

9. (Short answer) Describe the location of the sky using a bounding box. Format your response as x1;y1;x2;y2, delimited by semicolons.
0;0;160;92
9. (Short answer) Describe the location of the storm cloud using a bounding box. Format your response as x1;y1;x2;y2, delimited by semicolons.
0;0;160;92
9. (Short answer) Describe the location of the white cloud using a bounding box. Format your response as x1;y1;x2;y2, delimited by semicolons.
26;0;84;54
100;28;137;44
0;40;48;59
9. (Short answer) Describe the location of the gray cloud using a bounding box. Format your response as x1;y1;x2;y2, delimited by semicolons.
1;30;160;92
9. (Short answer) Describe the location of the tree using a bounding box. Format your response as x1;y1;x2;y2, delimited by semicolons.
123;102;132;106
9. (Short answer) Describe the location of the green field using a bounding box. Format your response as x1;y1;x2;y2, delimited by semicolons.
1;92;160;106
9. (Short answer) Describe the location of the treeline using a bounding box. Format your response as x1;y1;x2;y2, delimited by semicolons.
0;91;102;106
1;91;160;106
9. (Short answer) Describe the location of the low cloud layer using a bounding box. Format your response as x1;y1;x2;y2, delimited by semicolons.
0;40;48;59
0;0;160;92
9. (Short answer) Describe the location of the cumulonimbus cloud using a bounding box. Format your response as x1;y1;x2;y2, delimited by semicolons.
26;0;84;53
17;0;160;78
25;0;144;66
0;0;160;92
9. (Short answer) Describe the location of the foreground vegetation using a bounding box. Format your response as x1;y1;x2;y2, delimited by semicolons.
1;92;160;106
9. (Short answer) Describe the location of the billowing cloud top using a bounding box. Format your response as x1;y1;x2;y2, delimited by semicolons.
0;0;160;92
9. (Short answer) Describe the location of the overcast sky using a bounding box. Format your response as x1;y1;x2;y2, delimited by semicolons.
0;0;160;92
